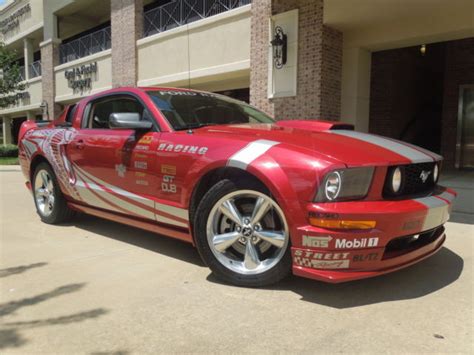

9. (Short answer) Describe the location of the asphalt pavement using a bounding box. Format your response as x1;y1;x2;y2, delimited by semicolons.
1;166;473;354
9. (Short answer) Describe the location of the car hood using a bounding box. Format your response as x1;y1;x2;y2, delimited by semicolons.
192;120;441;167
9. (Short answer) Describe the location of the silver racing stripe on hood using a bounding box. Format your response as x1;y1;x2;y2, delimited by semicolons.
329;130;435;163
227;139;280;170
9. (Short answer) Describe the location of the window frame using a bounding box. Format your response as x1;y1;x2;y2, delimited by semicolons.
81;93;160;132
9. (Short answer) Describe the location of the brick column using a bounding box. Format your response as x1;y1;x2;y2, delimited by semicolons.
111;0;143;87
40;39;62;120
250;0;342;120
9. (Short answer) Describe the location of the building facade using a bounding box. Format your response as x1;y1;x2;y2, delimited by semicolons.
1;0;473;169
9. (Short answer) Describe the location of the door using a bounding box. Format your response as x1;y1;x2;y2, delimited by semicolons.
67;94;160;220
456;85;474;169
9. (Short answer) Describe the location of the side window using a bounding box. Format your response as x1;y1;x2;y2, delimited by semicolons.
88;96;146;129
65;104;77;124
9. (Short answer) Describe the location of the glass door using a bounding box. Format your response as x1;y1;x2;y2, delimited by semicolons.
456;85;474;169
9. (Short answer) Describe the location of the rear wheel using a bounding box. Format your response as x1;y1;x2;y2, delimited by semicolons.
32;162;75;224
194;179;291;287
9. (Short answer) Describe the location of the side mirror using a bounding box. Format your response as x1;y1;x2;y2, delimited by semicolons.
109;113;152;131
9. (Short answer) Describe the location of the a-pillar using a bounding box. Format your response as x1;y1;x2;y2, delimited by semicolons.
250;0;343;121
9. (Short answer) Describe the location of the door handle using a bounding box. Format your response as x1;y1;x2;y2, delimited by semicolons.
75;140;85;150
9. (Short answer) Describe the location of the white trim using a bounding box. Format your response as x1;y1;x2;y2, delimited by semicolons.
55;86;113;103
0;103;42;115
138;60;250;87
39;36;61;48
137;4;251;47
3;22;43;46
54;49;112;71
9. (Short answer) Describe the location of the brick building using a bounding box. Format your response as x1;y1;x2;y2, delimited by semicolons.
1;0;473;168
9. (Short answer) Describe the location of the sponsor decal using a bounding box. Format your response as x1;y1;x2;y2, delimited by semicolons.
294;250;350;260
135;153;147;159
293;257;350;269
158;143;208;155
135;145;149;151
335;237;379;249
302;235;332;248
161;164;176;175
136;180;149;186
134;161;148;170
162;175;177;193
308;212;340;219
352;253;379;262
138;136;153;145
403;220;422;230
135;172;146;177
115;164;126;178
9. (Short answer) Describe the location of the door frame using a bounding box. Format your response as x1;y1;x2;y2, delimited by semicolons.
456;84;474;169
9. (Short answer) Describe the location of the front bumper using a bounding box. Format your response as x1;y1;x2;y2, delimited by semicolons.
291;187;456;283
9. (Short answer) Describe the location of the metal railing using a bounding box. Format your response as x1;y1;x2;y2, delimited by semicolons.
144;0;251;37
19;66;26;81
29;60;41;78
59;26;111;64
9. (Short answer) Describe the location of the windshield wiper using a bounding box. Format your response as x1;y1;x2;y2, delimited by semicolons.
176;123;216;131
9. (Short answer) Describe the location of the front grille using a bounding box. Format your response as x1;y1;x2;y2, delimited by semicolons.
383;162;436;198
383;226;444;260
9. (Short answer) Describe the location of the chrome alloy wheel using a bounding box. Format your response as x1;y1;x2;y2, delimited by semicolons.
34;169;55;217
206;190;289;275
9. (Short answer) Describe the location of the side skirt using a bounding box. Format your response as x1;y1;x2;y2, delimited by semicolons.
68;202;194;244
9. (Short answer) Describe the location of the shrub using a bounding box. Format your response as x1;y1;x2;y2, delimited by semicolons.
0;144;18;157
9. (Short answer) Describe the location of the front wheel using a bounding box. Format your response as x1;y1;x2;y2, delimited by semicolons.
194;179;291;287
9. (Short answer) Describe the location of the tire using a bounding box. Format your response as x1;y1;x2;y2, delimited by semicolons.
32;162;75;224
194;179;292;287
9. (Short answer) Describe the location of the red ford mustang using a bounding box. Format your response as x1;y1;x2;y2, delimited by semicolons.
18;87;456;286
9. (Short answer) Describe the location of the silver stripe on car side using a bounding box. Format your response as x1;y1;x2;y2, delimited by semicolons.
330;130;435;163
73;164;189;222
227;139;280;170
414;196;451;231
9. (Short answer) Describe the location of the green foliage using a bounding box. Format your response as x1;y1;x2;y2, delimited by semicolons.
0;144;18;157
0;42;26;108
0;156;19;165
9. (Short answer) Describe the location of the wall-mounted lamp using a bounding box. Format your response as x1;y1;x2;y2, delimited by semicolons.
270;26;287;69
40;100;49;120
420;44;426;56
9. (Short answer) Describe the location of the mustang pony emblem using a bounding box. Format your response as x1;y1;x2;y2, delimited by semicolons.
420;170;431;183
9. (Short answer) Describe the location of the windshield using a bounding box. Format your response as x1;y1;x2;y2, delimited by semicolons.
147;90;275;130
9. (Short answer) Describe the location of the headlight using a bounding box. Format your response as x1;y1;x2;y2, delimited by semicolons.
433;163;439;183
315;167;374;202
324;171;341;201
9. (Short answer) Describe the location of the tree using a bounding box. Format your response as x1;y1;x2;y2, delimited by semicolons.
0;42;26;109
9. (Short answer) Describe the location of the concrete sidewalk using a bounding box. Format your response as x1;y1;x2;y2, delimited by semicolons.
0;168;472;354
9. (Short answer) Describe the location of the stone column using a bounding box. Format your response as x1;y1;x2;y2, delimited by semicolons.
250;0;343;120
40;38;62;120
2;117;12;145
111;0;143;87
